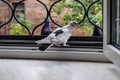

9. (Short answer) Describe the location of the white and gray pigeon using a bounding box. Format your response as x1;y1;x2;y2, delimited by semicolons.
35;21;79;51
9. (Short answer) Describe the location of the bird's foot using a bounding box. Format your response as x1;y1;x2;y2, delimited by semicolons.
54;44;61;47
63;44;70;47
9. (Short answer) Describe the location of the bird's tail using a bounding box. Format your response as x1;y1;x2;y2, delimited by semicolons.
35;37;51;45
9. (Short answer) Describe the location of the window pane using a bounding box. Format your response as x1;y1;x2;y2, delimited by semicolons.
111;0;120;48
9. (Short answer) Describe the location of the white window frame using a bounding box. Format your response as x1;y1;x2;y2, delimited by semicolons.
0;47;109;62
104;0;120;67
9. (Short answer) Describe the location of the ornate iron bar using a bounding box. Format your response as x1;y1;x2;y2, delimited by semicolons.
86;0;103;31
31;0;49;35
0;0;13;29
49;0;87;27
13;0;31;35
0;0;102;36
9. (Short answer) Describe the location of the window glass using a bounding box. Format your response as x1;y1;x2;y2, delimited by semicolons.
111;0;120;48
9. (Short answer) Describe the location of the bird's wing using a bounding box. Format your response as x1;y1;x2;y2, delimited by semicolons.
35;37;51;44
54;29;64;36
36;27;63;51
35;27;62;45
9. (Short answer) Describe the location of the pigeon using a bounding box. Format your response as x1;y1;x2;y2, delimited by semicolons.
41;18;52;35
36;21;79;51
92;20;103;36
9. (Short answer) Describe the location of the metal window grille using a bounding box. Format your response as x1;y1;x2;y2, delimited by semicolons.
0;0;103;52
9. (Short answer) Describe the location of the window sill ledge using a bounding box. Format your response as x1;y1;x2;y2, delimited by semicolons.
0;47;110;62
104;45;120;67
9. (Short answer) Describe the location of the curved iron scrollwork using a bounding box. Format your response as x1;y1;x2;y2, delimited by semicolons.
0;0;102;36
14;0;31;35
0;0;13;29
86;0;103;31
32;0;49;35
49;0;87;27
14;0;49;36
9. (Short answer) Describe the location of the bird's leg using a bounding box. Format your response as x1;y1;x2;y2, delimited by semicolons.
63;41;70;46
53;44;61;48
63;42;67;46
57;44;61;47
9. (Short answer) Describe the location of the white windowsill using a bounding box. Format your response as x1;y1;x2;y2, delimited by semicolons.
0;46;110;62
104;45;120;67
108;45;120;55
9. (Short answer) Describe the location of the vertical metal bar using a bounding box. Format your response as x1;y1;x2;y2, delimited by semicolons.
116;0;120;44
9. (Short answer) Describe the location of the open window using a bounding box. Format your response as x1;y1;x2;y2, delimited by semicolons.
104;0;120;67
0;0;106;60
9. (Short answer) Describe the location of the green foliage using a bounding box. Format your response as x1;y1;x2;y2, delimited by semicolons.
95;10;102;26
52;0;65;15
64;0;85;24
63;13;72;24
10;14;33;35
52;0;103;36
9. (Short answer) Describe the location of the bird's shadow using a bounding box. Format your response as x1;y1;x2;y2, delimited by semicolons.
38;44;70;51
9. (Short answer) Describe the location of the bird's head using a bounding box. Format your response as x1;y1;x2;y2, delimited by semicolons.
70;21;79;28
